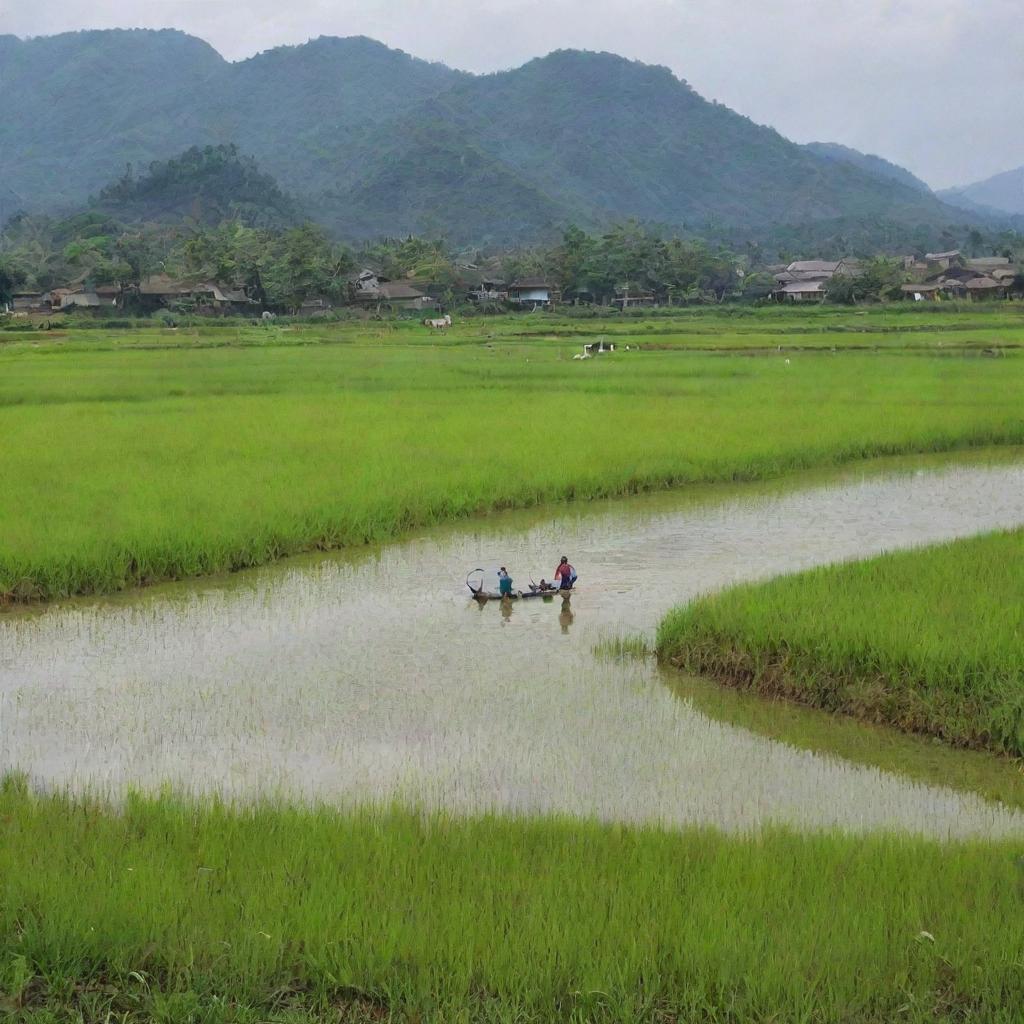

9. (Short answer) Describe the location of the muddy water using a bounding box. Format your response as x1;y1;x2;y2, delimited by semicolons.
3;454;1024;837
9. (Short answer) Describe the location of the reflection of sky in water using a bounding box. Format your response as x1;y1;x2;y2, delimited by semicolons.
3;460;1024;838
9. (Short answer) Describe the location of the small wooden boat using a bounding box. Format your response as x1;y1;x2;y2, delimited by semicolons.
466;569;573;602
470;586;571;602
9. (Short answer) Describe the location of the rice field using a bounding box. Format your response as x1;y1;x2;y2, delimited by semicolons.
4;309;1024;602
2;780;1023;1024
657;528;1024;755
7;309;1024;1022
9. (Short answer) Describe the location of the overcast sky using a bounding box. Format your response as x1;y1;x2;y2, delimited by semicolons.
3;0;1021;189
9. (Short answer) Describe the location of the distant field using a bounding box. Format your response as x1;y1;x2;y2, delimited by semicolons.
657;529;1024;755
6;302;1024;350
3;309;1024;601
2;782;1023;1023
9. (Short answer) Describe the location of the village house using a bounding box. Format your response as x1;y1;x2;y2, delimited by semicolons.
902;252;1017;301
775;279;828;302
900;282;943;300
297;296;334;317
349;271;437;311
191;283;252;312
457;265;508;304
966;256;1011;272
351;269;385;299
377;280;436;310
924;250;962;271
468;278;508;303
61;283;119;310
611;288;656;309
507;278;560;309
136;275;254;314
771;258;861;302
8;289;48;313
44;287;73;309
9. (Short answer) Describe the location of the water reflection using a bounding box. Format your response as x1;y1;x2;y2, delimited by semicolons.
559;602;575;635
3;454;1024;837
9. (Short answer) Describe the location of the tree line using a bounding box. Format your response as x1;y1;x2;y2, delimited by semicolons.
2;212;1022;313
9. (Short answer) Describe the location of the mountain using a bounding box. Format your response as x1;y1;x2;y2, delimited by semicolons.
318;49;976;244
318;122;581;244
804;142;932;195
0;29;224;209
939;167;1024;218
90;144;306;229
0;29;994;247
0;31;461;214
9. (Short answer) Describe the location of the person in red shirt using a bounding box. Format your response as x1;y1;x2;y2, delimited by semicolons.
553;556;576;591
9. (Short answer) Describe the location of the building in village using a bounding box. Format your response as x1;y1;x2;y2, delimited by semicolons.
349;269;437;311
297;296;334;317
611;288;656;309
60;283;119;310
457;265;508;304
771;258;861;302
903;252;1018;301
377;280;436;310
467;278;508;303
507;278;560;309
924;250;962;271
7;290;48;313
136;275;253;313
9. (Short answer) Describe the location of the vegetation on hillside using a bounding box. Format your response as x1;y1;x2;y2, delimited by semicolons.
657;529;1024;755
92;144;305;229
940;165;1024;219
0;30;1011;252
804;141;933;194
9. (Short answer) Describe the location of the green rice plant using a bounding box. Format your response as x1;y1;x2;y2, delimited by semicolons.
592;634;652;659
3;313;1024;603
1;783;1023;1022
657;528;1024;755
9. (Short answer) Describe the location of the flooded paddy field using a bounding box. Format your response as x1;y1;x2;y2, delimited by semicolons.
4;450;1024;837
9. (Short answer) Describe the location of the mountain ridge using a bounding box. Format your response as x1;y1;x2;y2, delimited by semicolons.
940;166;1024;218
0;29;998;247
803;143;933;195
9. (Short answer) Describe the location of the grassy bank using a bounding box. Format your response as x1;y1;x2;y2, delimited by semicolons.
1;781;1023;1022
657;529;1024;756
4;314;1024;603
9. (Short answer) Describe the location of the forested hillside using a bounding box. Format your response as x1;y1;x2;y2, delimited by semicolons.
91;145;306;229
803;143;932;195
940;167;1024;218
0;30;224;210
0;29;998;249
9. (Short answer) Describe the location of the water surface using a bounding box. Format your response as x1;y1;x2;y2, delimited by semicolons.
3;453;1024;837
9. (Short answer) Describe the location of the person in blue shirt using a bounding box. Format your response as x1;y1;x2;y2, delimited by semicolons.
497;567;514;598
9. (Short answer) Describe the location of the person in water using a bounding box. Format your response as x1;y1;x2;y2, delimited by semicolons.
497;567;514;598
553;556;576;591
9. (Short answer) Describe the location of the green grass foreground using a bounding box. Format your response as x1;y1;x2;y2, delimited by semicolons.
1;782;1023;1023
657;529;1024;756
4;312;1024;602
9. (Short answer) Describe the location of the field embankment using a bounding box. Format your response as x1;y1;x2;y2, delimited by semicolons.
4;315;1024;603
657;529;1024;755
1;780;1023;1023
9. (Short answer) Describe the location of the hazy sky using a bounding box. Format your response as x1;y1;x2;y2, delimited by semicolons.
3;0;1021;189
